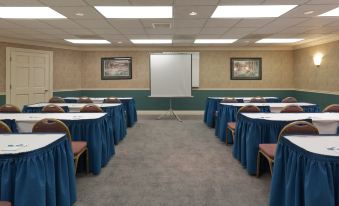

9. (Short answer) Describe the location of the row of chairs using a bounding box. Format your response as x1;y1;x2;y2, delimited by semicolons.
49;96;121;103
0;104;104;113
221;96;298;103
0;118;89;174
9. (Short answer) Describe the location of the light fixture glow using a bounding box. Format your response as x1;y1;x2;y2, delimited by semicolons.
95;6;172;18
256;38;304;43
304;10;314;15
211;5;297;18
313;53;323;67
0;7;66;19
189;11;197;16
76;13;84;16
194;39;237;44
130;39;172;44
65;39;111;44
319;7;339;16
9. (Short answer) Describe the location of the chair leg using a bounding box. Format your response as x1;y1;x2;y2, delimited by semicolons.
86;149;89;174
231;129;235;144
226;127;229;145
256;151;261;177
268;160;274;176
74;157;79;174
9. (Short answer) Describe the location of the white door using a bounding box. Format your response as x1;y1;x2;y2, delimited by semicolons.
6;48;53;109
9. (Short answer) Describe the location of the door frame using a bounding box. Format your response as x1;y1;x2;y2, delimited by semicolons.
6;47;53;104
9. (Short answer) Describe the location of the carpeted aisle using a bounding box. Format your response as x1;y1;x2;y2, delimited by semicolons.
75;116;271;206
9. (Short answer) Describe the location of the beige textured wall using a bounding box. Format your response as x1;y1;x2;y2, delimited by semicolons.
294;41;339;93
81;49;294;89
0;42;82;93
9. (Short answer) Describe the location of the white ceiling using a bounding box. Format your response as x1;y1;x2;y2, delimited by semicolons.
0;0;338;47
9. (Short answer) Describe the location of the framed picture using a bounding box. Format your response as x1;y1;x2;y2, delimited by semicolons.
101;57;132;80
230;58;262;80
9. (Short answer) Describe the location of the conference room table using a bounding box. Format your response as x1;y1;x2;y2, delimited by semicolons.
215;102;320;143
0;113;114;175
63;97;138;127
0;133;77;206
204;96;281;128
233;112;339;175
23;103;127;144
269;135;339;206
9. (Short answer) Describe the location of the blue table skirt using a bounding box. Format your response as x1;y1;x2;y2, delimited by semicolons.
269;137;339;206
63;99;138;128
22;105;70;113
301;105;321;113
62;114;115;174
119;99;138;127
203;97;281;128
215;105;270;143
22;105;127;145
0;135;77;206
232;114;311;175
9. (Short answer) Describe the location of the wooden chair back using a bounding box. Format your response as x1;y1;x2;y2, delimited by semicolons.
0;104;21;113
104;97;121;103
0;121;12;133
49;96;65;103
42;104;65;113
78;97;93;103
281;97;297;103
323;104;339;112
278;121;319;141
32;118;72;141
249;97;267;103
80;104;103;113
280;105;304;113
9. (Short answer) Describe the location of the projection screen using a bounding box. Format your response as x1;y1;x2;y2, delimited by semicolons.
150;53;192;97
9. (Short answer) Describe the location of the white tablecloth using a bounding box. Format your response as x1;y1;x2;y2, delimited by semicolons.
243;113;339;134
221;102;316;113
0;133;64;154
27;103;121;112
285;135;339;156
209;96;278;103
0;113;106;132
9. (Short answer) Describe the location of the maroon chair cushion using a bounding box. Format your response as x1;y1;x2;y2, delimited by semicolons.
227;122;236;130
259;144;277;159
0;201;12;206
71;141;87;155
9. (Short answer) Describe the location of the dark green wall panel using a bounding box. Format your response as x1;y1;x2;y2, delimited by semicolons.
294;91;339;110
0;95;5;105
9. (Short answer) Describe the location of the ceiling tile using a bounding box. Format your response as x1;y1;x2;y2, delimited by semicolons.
7;20;55;29
85;0;131;6
218;0;264;4
145;28;173;35
117;27;147;34
262;0;308;4
282;5;337;17
304;27;339;34
108;20;144;28
205;19;239;28
0;0;43;6
129;0;173;5
196;34;222;38
39;28;69;35
173;27;202;35
74;19;113;29
307;0;339;4
223;27;257;38
174;19;206;28
0;20;22;29
90;28;120;35
255;18;308;34
39;0;87;6
52;6;104;19
42;19;84;29
199;27;229;35
141;19;173;28
174;0;219;6
235;19;273;28
296;18;338;27
174;6;216;19
62;28;95;35
280;26;318;34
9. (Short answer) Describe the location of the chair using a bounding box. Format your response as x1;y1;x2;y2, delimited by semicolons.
0;201;11;206
42;104;65;113
0;104;21;113
78;97;93;103
281;97;297;103
256;121;319;177
103;97;121;103
226;105;261;145
249;97;267;103
32;118;89;173
280;105;304;113
221;97;238;103
49;96;65;103
0;121;12;133
323;104;339;112
80;104;103;113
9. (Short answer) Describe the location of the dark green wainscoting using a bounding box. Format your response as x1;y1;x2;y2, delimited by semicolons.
1;89;336;110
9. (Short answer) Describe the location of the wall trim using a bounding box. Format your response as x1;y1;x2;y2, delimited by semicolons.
194;88;295;91
0;92;5;95
295;89;339;95
81;88;150;90
138;110;204;115
54;88;82;92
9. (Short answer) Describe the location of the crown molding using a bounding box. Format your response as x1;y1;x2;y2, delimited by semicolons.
293;35;339;50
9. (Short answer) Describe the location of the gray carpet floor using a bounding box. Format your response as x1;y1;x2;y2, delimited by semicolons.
75;116;271;206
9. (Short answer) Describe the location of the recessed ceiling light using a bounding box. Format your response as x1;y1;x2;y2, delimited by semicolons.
76;13;84;16
0;7;66;19
194;39;237;44
319;7;339;16
95;6;172;18
256;38;303;43
189;11;197;16
65;39;111;44
304;10;314;15
117;41;123;44
211;5;297;18
130;39;172;44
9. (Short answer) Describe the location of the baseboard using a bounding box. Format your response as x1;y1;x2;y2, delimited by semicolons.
138;110;204;115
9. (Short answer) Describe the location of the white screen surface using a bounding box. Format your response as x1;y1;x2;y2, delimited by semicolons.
150;54;192;97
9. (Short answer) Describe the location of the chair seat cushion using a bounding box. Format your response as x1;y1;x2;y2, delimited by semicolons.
72;141;87;155
227;122;236;130
259;144;277;159
0;201;11;206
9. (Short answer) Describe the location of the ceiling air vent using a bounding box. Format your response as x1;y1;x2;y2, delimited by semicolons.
152;23;171;29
